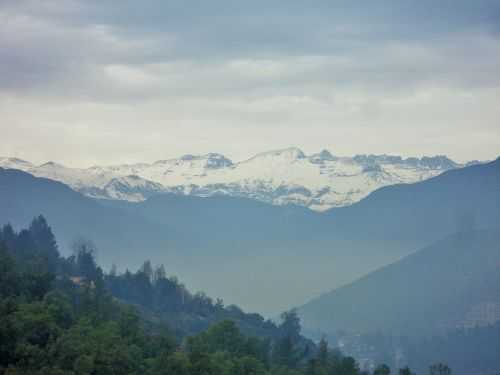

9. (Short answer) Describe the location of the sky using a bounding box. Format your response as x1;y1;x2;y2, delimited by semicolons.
1;0;500;167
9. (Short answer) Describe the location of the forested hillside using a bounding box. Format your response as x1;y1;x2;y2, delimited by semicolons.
0;216;373;375
105;259;288;340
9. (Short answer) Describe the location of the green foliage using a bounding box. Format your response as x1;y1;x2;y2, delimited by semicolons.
105;259;284;340
280;310;301;340
317;337;329;368
398;366;415;375
28;215;59;273
273;309;309;368
374;364;391;375
187;320;257;356
149;351;188;375
429;363;451;375
0;244;20;298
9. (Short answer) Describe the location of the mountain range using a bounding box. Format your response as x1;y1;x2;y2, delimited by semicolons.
0;149;475;211
1;157;498;317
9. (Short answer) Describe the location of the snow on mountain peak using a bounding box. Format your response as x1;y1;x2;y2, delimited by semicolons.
0;150;472;211
154;153;232;169
0;157;34;170
248;147;306;162
38;161;66;169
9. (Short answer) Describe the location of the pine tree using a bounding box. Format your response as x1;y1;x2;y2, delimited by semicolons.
399;366;415;375
29;215;59;272
72;238;99;281
153;264;166;284
374;364;391;375
430;363;452;375
109;263;118;277
279;309;301;341
140;260;153;283
317;336;329;367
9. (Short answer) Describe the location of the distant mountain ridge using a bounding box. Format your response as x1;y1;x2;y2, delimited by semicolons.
297;228;500;337
0;149;474;211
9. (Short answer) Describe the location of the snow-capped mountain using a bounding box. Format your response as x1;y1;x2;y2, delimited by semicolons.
0;149;473;211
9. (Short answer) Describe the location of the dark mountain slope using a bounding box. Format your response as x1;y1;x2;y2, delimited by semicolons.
102;192;320;249
0;168;178;267
324;157;500;245
298;228;500;337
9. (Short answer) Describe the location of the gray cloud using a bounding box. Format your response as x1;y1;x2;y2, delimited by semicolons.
1;0;499;165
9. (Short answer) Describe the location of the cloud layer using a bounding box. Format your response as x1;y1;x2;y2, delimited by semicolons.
1;0;499;165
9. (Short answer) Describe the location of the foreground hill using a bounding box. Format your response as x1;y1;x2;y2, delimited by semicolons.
0;217;325;375
298;228;500;337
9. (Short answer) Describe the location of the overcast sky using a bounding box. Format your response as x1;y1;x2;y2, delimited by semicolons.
1;0;499;166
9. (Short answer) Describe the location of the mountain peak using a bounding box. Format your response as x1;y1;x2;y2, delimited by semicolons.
0;150;476;211
154;153;233;168
203;153;233;169
418;155;457;169
309;149;335;162
39;161;66;169
0;157;34;169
